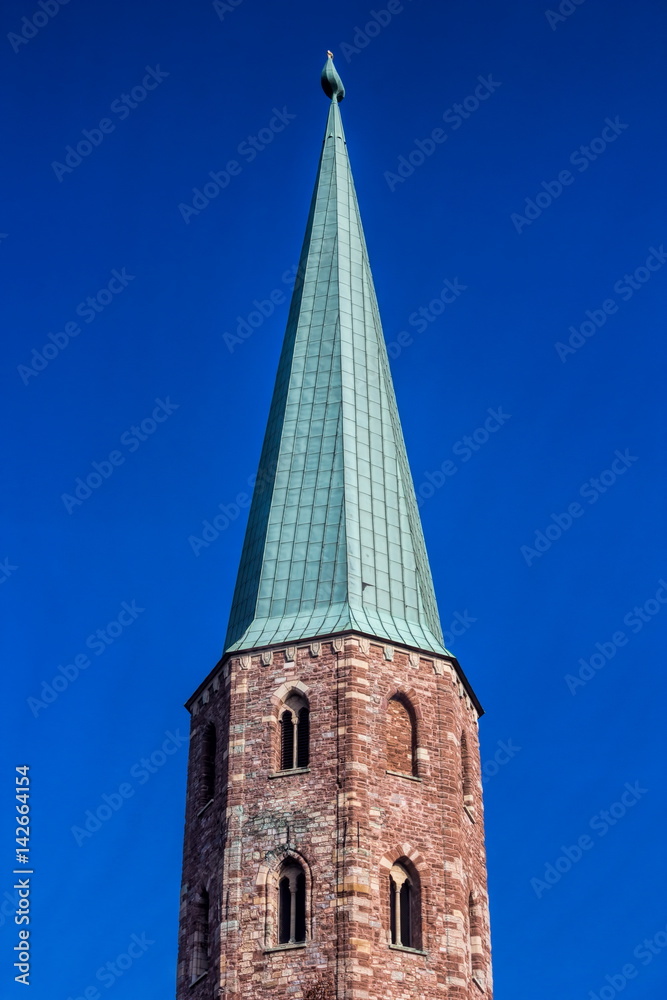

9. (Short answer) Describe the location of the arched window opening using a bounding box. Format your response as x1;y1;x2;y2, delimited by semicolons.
294;870;306;942
280;711;295;770
461;732;473;809
277;862;306;945
279;875;292;943
468;892;483;977
190;887;210;982
400;880;412;946
386;695;417;776
297;706;310;768
200;723;216;806
279;694;310;771
389;862;421;950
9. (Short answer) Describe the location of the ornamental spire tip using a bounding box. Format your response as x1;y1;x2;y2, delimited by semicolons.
321;51;345;102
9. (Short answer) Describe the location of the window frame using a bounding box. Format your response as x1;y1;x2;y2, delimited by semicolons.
468;890;485;987
198;722;217;811
388;859;423;952
385;694;419;778
461;731;475;818
189;885;211;984
276;693;310;773
262;853;311;952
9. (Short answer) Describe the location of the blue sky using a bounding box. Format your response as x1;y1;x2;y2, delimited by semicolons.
2;0;666;997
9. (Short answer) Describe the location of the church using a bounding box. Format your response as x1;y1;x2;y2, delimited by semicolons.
176;53;493;1000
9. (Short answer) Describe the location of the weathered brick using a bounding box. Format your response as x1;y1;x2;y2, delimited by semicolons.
176;635;493;999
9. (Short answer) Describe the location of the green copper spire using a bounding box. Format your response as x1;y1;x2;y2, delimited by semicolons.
224;55;447;656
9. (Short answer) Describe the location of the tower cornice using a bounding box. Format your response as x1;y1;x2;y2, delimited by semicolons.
185;632;483;717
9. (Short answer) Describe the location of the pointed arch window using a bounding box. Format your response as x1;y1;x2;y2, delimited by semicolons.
389;862;422;950
190;887;210;982
277;861;306;945
386;695;418;776
279;694;310;771
200;723;216;806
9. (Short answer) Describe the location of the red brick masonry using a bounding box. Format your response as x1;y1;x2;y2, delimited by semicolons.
177;634;493;999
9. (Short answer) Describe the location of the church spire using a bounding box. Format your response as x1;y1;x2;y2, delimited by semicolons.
224;54;447;656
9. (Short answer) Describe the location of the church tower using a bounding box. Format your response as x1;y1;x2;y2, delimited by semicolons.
177;55;493;1000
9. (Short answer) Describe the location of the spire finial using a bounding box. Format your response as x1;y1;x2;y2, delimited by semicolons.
321;51;345;102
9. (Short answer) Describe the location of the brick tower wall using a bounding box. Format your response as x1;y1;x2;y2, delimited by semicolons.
176;634;492;1000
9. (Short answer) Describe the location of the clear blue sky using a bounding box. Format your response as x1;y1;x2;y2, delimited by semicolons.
3;0;666;997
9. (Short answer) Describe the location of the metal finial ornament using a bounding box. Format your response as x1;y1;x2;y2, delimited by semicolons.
321;51;345;102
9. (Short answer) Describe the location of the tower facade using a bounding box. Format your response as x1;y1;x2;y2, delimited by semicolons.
177;56;493;1000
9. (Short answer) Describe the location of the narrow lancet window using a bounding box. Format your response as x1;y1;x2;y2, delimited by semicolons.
200;723;216;805
469;891;484;979
389;862;421;950
277;862;306;945
386;695;418;776
190;887;210;981
280;711;295;770
461;732;473;809
279;694;310;770
296;706;310;768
